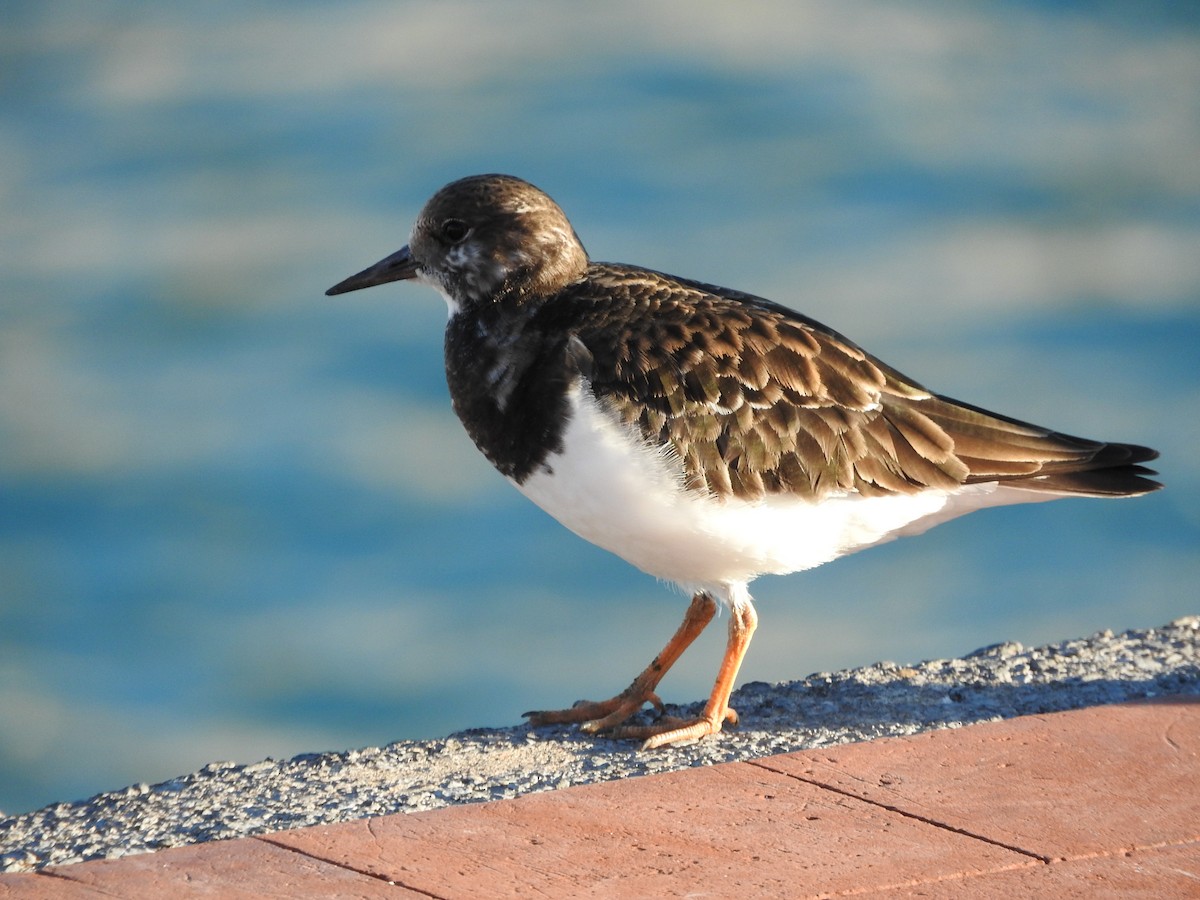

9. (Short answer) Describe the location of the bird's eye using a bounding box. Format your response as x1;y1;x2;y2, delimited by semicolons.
440;219;470;243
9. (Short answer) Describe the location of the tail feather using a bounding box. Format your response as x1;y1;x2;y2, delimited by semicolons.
914;393;1162;499
1006;461;1161;497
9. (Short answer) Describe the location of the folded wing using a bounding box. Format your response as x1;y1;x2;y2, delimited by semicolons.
573;266;1161;503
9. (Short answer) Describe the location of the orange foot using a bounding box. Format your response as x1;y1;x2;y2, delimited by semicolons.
611;707;739;749
524;685;666;734
526;701;738;749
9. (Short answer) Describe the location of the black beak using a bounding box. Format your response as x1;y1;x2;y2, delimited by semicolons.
326;245;419;296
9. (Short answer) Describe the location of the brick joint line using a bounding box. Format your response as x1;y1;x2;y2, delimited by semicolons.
746;759;1052;864
254;833;451;900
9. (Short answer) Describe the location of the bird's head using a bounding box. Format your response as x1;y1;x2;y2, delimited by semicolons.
326;174;589;312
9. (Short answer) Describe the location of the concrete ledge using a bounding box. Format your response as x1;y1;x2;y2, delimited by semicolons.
3;699;1197;897
1;617;1197;887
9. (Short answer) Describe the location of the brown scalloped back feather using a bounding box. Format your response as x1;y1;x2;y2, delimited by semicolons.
559;264;1160;504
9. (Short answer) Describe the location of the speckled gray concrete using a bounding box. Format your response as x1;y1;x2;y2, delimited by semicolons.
2;616;1197;873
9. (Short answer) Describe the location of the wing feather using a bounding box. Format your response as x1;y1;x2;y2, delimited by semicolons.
556;264;1160;501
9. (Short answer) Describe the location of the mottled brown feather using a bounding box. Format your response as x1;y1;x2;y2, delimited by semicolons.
555;263;1159;502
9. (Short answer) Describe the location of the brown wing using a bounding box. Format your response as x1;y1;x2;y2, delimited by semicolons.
569;265;1160;502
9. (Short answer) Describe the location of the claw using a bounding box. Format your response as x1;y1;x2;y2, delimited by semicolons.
640;717;723;750
612;706;739;749
524;689;657;732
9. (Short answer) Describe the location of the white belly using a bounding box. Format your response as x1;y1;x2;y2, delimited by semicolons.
514;387;1048;598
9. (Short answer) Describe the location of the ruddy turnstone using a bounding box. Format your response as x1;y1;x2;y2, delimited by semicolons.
328;174;1161;749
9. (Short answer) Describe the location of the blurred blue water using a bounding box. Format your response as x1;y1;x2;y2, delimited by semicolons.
2;1;1198;816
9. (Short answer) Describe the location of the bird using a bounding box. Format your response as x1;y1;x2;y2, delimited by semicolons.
327;174;1161;749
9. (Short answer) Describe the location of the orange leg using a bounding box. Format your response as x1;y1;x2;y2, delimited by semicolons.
616;598;757;749
525;593;760;749
524;592;718;734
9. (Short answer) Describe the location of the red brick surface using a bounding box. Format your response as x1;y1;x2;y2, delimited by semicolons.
754;698;1200;861
1;838;412;898
863;841;1200;899
265;761;1034;897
